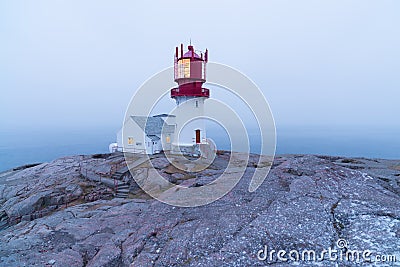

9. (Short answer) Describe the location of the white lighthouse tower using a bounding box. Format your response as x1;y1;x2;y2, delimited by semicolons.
170;43;209;155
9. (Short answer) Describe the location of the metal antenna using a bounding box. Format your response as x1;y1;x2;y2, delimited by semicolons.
190;38;192;46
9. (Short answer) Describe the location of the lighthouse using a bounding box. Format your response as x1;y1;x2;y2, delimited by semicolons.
110;43;211;156
170;43;209;155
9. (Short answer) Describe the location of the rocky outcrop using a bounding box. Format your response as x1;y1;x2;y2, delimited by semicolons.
0;153;399;266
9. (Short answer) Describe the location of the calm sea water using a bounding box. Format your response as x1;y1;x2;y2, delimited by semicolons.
0;126;399;172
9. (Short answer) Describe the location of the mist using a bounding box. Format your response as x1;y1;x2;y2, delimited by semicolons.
1;0;399;132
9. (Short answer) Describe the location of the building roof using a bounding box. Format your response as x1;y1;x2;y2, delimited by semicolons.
148;135;160;141
153;114;176;118
130;116;175;135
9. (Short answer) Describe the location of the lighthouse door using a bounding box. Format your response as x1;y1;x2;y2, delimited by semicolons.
195;129;201;144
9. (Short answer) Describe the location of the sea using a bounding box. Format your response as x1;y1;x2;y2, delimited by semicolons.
0;125;399;172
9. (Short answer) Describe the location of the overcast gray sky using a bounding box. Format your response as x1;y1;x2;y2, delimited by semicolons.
1;0;399;131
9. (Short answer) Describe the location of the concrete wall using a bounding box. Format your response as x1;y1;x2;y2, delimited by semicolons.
172;97;206;147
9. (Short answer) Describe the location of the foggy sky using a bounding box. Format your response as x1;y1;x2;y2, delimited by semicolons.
1;0;399;131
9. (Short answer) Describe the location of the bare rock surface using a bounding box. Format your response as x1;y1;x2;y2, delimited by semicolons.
0;153;399;266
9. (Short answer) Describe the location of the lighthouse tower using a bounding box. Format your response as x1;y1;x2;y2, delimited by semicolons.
170;43;209;155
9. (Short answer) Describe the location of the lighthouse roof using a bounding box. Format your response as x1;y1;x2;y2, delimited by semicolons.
183;50;201;59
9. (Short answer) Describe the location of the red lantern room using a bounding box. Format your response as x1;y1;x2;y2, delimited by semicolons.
171;43;209;98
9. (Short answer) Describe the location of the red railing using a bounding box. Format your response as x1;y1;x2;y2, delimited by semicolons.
171;87;209;98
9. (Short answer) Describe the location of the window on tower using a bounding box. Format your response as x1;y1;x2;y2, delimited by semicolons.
177;59;191;79
183;59;190;78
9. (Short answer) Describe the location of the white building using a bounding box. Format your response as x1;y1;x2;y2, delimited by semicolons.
110;114;175;154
